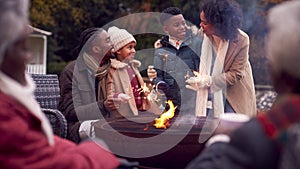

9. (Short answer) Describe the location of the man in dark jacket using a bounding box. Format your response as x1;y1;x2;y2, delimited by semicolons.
186;1;300;169
58;28;121;143
153;7;202;115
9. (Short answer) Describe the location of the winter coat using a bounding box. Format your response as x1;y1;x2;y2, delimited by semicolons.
0;91;119;169
107;58;149;117
207;30;257;116
153;35;202;114
58;56;109;143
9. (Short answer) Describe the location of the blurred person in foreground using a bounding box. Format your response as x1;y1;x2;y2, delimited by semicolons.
58;27;122;143
186;1;300;169
0;0;119;168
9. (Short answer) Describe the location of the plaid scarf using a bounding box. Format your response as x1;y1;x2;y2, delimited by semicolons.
83;52;99;74
257;94;300;149
96;60;110;102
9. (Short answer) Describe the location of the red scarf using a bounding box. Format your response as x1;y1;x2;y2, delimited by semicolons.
257;94;300;148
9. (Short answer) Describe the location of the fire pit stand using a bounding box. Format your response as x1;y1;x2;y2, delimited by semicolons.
94;115;219;169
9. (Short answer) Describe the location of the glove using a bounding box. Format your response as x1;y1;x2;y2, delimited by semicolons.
79;120;99;139
186;75;212;90
118;93;131;102
147;65;157;81
155;80;168;95
200;75;212;87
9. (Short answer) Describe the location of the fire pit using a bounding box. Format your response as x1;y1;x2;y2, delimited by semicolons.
94;115;219;169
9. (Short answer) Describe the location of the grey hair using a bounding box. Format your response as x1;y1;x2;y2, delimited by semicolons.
0;0;29;65
267;0;300;79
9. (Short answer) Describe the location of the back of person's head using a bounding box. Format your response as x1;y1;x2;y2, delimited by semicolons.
267;1;300;81
107;26;136;52
160;7;182;25
201;0;242;40
73;28;104;56
0;0;29;65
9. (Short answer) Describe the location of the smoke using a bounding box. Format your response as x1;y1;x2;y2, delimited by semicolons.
241;0;259;32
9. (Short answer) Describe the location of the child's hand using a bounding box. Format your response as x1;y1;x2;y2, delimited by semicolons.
104;95;122;111
118;93;131;102
147;65;157;81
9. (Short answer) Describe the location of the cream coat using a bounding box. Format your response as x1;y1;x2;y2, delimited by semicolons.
209;30;257;117
107;59;145;117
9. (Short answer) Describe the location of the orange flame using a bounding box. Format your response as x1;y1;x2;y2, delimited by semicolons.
144;124;149;131
153;100;177;129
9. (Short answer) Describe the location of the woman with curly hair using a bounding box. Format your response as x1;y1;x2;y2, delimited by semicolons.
186;0;256;117
187;1;300;168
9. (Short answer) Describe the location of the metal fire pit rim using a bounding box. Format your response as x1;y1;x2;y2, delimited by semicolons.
94;115;218;136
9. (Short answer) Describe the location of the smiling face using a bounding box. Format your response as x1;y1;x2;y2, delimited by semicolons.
116;41;136;62
90;30;113;65
163;14;187;40
0;25;31;85
199;11;216;37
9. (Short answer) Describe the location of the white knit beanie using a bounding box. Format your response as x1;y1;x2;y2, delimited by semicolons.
108;26;136;52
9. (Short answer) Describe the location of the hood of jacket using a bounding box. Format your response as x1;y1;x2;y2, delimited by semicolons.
110;58;141;69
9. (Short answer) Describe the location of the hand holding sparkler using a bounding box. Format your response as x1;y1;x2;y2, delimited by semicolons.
147;65;157;81
186;75;212;91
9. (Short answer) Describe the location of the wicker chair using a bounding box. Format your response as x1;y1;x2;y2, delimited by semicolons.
42;109;67;138
31;74;67;138
255;86;277;112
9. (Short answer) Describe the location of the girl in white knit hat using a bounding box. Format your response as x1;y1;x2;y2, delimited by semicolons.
106;26;153;118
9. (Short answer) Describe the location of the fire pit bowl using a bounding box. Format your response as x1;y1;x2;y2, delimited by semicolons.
94;115;219;169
